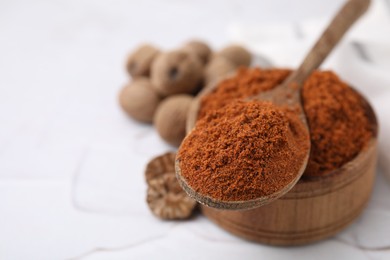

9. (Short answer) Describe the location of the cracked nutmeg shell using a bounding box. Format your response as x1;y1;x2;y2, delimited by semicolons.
145;152;196;220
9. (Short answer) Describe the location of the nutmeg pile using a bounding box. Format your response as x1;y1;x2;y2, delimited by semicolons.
119;40;252;147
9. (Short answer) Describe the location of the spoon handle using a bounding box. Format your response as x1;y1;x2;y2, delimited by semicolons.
285;0;371;86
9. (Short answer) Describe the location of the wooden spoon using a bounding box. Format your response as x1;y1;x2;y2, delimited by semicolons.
176;0;371;210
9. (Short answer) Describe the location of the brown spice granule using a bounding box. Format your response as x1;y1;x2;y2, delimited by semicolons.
177;100;309;201
198;67;290;119
198;68;373;177
302;71;373;176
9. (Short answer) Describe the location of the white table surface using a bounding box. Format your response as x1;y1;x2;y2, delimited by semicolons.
1;0;390;259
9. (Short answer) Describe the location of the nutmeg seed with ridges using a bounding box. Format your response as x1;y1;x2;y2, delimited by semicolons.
217;45;252;67
204;56;237;84
126;44;160;78
151;50;203;97
182;40;212;65
119;78;161;123
154;95;193;147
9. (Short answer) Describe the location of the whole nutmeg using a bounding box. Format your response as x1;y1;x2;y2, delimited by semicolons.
217;45;252;67
126;44;160;78
151;50;203;97
119;78;161;123
182;40;212;65
204;56;237;84
154;95;193;147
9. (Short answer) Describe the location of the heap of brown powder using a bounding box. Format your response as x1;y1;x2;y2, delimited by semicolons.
177;100;309;201
302;71;373;176
198;68;290;119
198;68;374;177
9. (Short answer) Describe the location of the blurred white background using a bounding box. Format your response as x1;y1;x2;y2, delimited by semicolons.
1;0;390;259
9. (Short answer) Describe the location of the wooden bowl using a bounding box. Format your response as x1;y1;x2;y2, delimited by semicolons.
185;74;378;246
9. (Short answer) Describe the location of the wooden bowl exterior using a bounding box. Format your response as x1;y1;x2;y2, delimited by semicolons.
201;138;377;246
185;72;378;246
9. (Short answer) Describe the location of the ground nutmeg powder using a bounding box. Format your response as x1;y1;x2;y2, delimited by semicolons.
177;100;309;201
199;68;374;177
